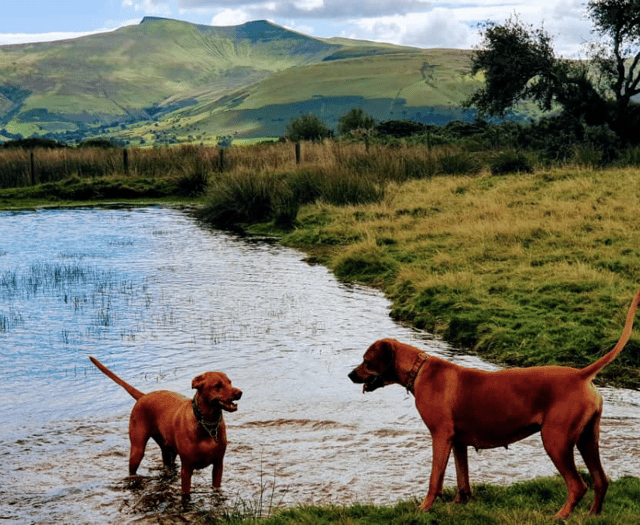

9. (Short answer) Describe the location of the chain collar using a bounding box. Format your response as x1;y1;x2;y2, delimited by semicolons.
406;352;428;394
192;395;222;440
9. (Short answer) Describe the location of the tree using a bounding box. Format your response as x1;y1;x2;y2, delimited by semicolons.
587;0;640;132
337;108;376;136
466;16;560;117
285;114;332;142
466;3;640;142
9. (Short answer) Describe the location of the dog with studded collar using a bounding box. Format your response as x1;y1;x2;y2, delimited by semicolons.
349;287;640;519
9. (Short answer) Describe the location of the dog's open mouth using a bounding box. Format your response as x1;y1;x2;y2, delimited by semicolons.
217;400;239;412
363;375;385;393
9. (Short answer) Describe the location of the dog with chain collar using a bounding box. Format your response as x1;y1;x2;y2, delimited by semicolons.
89;356;242;496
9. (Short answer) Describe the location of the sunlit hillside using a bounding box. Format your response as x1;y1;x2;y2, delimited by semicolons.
0;17;503;144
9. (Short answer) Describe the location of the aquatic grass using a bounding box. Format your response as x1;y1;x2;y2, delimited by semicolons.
0;263;118;299
197;461;284;524
0;261;146;334
198;168;384;227
0;308;24;332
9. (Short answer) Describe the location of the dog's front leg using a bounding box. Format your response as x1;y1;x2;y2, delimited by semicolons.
180;463;194;496
419;434;453;511
453;441;471;503
212;458;224;488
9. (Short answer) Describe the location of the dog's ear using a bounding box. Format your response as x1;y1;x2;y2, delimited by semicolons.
192;374;205;391
378;339;395;365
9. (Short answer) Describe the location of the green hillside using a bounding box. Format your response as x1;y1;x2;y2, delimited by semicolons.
0;17;491;143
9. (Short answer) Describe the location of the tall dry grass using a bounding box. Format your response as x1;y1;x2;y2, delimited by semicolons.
0;145;223;189
0;141;486;190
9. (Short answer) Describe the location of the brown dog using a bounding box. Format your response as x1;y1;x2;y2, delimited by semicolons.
89;357;242;495
349;288;640;518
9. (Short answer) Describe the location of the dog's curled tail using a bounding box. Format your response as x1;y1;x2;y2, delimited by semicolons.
580;287;640;380
89;356;145;400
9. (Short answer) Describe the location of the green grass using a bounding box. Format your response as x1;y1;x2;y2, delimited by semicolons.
281;166;640;387
199;476;640;524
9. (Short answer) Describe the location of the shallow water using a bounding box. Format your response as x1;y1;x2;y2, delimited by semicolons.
1;207;639;524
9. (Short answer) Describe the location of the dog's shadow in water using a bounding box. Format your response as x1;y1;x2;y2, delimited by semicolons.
116;466;228;522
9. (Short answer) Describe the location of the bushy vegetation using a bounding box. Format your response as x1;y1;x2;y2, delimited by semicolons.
337;107;376;136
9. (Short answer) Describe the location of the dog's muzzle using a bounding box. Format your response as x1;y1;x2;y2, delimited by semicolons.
218;389;242;412
349;369;384;393
362;374;385;393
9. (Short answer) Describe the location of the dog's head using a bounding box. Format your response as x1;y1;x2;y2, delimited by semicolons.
348;339;397;393
192;372;242;412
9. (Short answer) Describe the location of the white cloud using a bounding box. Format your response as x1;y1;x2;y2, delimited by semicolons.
172;0;431;19
210;8;252;25
122;0;172;16
351;8;475;48
294;0;324;12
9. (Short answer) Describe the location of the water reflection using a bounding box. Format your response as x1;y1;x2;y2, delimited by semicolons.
1;207;638;524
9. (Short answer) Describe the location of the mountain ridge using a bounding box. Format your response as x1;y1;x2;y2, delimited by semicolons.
0;17;488;144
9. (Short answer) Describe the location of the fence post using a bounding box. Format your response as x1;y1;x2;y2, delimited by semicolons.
30;150;36;185
218;147;225;172
123;148;129;175
295;142;301;165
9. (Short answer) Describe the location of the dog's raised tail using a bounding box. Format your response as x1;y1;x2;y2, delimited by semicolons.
89;356;145;400
580;287;640;380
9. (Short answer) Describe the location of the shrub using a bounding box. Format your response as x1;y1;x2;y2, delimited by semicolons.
490;150;534;175
2;138;65;149
78;138;118;149
286;114;333;142
338;108;376;136
616;146;640;166
198;172;282;225
439;151;482;175
376;120;428;138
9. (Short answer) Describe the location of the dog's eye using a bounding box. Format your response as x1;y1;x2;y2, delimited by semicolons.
215;382;223;389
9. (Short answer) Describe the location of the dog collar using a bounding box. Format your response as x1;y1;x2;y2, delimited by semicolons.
192;395;222;440
406;352;428;394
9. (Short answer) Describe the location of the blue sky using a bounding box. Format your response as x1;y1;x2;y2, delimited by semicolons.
1;0;593;56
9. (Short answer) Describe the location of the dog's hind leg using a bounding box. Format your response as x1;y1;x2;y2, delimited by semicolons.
152;435;177;468
541;425;588;519
128;418;151;476
577;414;609;515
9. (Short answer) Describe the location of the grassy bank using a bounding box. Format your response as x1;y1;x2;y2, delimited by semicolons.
280;166;640;387
203;476;640;524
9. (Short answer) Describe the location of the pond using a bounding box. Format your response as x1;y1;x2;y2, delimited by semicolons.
1;207;639;524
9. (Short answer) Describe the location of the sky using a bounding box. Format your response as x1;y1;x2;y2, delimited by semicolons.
0;0;594;57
